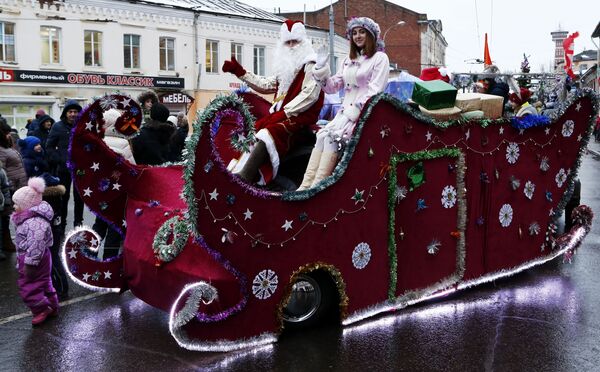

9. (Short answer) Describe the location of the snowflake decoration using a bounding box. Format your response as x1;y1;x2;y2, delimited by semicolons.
427;239;441;255
68;233;88;248
529;222;540;236
540;156;550;172
441;185;457;208
352;242;371;269
252;269;278;300
555;168;567;188
524;181;535;200
562;120;574;137
395;185;408;203
416;198;428;212
99;96;119;110
506;142;520;164
499;204;513;227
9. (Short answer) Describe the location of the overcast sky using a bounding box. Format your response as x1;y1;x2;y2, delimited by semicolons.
239;0;599;74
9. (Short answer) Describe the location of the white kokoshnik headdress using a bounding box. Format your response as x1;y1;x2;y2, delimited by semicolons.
346;17;385;51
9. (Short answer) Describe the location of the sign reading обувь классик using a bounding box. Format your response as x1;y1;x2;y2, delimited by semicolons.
0;69;184;89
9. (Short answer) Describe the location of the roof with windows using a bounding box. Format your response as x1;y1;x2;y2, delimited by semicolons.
126;0;284;22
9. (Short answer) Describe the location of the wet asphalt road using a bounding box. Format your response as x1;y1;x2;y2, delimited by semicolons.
1;142;600;371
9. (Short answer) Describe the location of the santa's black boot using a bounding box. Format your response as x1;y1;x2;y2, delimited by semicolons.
237;140;269;183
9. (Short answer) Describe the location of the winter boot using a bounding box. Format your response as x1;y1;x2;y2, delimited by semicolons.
31;306;54;326
297;149;322;191
310;151;339;188
236;140;269;183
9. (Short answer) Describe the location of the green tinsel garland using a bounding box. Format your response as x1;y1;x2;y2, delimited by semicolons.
153;216;190;263
181;93;255;237
387;147;462;300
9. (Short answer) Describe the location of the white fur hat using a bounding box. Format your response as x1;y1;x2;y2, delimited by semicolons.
280;20;307;43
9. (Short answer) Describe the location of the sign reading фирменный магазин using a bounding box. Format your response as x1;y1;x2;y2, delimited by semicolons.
0;69;184;88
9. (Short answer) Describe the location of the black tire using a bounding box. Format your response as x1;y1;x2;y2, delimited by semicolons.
282;270;339;330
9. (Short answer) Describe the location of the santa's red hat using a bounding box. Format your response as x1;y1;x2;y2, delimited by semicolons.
420;67;450;83
280;20;307;43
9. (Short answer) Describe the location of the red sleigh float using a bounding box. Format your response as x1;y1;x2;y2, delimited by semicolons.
62;89;597;351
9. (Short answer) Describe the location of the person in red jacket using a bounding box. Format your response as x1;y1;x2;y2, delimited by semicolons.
222;20;324;184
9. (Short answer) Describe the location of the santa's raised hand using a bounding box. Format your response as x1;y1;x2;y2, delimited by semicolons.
222;56;247;77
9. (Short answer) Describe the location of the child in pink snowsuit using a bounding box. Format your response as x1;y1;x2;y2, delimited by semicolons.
12;177;58;325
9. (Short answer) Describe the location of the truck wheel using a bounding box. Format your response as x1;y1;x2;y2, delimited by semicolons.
282;270;339;329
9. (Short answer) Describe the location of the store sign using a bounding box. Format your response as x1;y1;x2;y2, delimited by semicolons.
0;69;184;88
160;92;194;104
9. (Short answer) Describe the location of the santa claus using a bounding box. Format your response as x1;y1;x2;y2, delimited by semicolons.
222;20;324;184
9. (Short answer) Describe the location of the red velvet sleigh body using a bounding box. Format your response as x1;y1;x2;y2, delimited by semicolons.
64;90;596;352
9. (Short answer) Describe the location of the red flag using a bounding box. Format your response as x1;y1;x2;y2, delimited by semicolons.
483;33;492;66
563;31;579;79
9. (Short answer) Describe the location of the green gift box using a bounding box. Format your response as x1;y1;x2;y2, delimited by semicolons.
411;80;457;110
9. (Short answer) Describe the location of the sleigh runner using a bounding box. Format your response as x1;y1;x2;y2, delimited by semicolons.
62;88;597;351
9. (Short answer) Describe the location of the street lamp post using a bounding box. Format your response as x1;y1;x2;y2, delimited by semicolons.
383;20;406;43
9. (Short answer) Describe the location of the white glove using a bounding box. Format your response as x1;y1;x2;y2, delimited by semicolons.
315;46;329;69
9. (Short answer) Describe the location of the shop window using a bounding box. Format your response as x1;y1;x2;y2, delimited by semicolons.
41;26;61;65
253;46;265;75
0;104;52;135
206;40;219;73
84;30;103;67
159;36;175;71
124;34;141;69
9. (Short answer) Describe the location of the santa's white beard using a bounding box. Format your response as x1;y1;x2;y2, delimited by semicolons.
273;40;315;94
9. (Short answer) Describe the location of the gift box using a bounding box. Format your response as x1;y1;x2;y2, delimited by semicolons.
479;94;504;119
455;93;482;112
411;80;457;110
419;105;462;121
385;81;415;102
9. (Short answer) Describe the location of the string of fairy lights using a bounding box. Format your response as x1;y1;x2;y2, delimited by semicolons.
199;175;388;248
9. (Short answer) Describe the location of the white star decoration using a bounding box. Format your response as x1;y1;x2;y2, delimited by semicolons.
282;220;293;231
243;208;253;220
112;182;121;190
122;97;132;108
90;162;100;171
103;270;112;279
465;129;470;140
577;134;582;142
85;121;94;131
83;187;92;197
122;219;127;228
575;102;581;111
519;129;525;135
209;188;219;200
425;131;432;141
545;127;551;135
91;238;98;247
68;249;77;259
499;126;504;135
82;273;91;281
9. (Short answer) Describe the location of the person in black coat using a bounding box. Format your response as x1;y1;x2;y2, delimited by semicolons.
30;114;54;149
131;103;175;165
46;99;84;230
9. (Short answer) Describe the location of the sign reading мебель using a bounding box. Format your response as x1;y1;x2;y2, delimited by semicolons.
0;69;184;88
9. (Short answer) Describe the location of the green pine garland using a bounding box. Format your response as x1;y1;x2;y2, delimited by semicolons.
153;216;190;263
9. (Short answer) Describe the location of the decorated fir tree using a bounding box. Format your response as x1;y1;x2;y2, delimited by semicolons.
517;53;531;89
